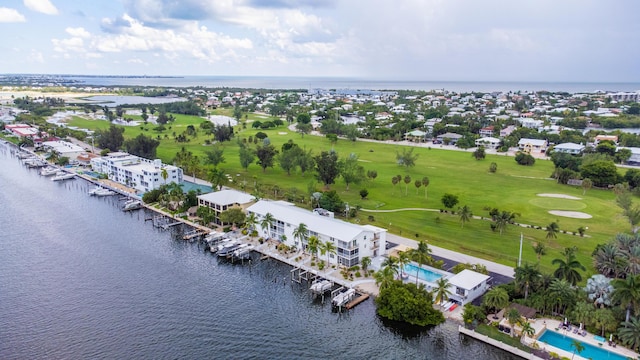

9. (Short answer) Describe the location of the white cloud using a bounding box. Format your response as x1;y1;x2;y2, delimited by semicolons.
54;14;254;67
23;0;58;15
66;27;91;38
0;7;26;22
28;49;44;63
52;36;85;53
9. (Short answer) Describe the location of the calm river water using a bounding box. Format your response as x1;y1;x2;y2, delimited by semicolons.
0;141;518;360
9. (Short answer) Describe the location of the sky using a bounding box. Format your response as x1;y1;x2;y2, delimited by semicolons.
1;0;639;82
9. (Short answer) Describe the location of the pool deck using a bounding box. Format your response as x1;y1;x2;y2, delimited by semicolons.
524;318;638;360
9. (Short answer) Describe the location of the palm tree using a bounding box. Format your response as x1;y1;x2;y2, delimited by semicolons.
260;212;275;239
397;251;410;278
382;256;400;279
374;266;395;291
594;242;624;278
546;222;559;240
506;308;521;337
422;176;429;199
245;212;258;232
495;211;518;235
320;240;336;267
482;287;509;318
161;167;168;185
434;278;452;305
458;205;472;228
409;240;433;285
593;308;616;337
612;274;640;323
520;321;535;341
570;339;584;360
207;167;228;191
292;223;309;249
619;316;640;351
514;263;541;300
532;242;546;263
549;278;575;316
552;252;586;286
570;301;594;330
360;256;371;274
307;235;319;261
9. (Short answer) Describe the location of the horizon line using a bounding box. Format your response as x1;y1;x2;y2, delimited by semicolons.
1;73;639;84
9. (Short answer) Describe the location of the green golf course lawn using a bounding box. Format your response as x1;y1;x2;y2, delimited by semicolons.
65;110;628;276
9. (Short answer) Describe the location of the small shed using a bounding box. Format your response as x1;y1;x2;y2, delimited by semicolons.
507;303;537;320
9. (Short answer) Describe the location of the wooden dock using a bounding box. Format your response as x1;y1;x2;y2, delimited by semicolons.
345;293;369;309
182;229;208;241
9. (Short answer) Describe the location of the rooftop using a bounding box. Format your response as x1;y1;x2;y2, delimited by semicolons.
448;269;490;290
247;200;373;241
197;189;255;206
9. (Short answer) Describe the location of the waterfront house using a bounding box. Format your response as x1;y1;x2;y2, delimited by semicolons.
197;189;256;226
246;200;387;266
42;140;86;161
404;130;427;142
90;152;183;193
552;142;585;155
594;134;618;145
446;269;491;306
518;138;548;153
619;147;640;164
478;126;494;137
474;137;501;150
499;125;516;138
436;132;463;145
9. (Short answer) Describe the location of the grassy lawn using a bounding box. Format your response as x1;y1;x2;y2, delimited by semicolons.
474;324;532;353
64;112;627;275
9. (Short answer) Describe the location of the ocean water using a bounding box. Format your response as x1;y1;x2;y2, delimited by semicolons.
0;141;518;360
65;75;640;93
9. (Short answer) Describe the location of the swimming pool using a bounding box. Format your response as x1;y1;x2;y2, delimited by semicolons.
538;329;628;360
404;263;444;283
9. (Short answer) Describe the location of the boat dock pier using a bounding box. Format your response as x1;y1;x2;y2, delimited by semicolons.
345;293;370;309
151;214;182;229
182;229;208;241
248;244;371;310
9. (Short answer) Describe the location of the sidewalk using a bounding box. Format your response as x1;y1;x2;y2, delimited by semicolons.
386;233;515;278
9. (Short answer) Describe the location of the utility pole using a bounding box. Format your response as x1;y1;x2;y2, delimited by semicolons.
518;233;523;267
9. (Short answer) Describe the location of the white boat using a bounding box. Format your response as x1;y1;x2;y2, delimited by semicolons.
331;288;356;307
88;186;115;196
40;167;59;176
310;279;333;294
122;199;143;211
52;172;76;181
216;240;240;256
231;244;253;258
218;242;242;257
24;158;47;168
204;232;226;245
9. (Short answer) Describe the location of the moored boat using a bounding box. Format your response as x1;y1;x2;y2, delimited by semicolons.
88;186;115;196
40;167;59;176
52;172;76;181
122;199;143;211
217;241;241;257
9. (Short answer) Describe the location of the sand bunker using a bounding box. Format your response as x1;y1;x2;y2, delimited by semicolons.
538;193;581;200
278;132;288;135
548;210;592;219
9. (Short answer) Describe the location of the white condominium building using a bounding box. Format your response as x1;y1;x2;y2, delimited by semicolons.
246;200;387;267
90;152;183;193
